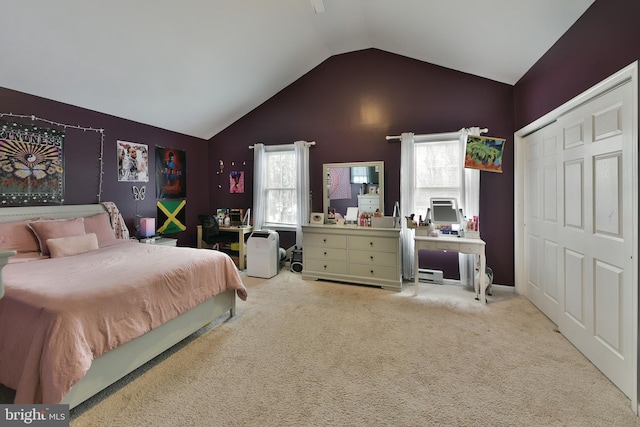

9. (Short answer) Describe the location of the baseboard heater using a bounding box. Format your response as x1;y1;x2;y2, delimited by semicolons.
418;268;443;284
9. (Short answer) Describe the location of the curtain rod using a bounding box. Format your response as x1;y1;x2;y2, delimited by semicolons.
249;141;316;149
385;128;489;141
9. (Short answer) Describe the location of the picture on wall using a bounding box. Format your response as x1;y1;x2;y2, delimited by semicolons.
156;147;186;199
229;171;244;193
464;135;506;173
0;119;65;205
117;140;149;182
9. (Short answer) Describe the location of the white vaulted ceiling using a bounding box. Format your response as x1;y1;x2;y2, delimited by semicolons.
0;0;595;139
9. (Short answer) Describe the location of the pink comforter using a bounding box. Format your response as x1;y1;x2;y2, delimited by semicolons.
0;240;247;404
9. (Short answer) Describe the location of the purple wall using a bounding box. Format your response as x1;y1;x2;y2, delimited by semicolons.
0;49;517;284
0;88;208;246
210;49;515;284
514;0;640;129
2;0;633;287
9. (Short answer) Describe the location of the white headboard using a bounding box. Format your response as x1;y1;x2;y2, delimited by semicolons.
0;204;110;298
0;204;108;224
0;249;15;299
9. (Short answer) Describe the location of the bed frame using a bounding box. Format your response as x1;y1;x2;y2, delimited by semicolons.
0;204;237;409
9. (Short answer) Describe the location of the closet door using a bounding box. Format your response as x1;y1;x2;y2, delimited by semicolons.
555;81;634;400
523;122;562;322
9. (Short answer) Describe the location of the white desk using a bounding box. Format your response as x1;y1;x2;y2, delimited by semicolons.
197;225;253;270
414;235;487;303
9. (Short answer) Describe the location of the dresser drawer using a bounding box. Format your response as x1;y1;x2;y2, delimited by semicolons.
435;241;461;251
357;195;379;213
349;236;396;252
349;263;398;281
305;259;348;275
306;246;348;261
457;243;482;254
434;241;481;254
304;233;347;248
359;199;378;208
302;225;402;291
349;249;397;267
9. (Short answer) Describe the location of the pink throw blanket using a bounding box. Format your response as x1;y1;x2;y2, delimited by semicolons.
0;240;247;404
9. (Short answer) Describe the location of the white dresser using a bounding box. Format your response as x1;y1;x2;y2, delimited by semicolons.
301;225;402;291
357;194;379;213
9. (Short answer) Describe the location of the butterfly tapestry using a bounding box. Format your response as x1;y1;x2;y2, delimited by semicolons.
0;119;64;206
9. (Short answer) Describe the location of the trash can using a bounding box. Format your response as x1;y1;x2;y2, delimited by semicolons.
247;230;279;278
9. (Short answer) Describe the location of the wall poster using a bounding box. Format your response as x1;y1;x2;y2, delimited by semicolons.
229;171;244;193
464;135;506;173
0;119;65;205
117;140;149;182
156;147;186;199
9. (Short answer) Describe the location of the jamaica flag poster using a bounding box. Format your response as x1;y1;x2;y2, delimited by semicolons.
157;199;186;235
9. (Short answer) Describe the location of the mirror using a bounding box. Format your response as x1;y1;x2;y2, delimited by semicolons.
323;161;385;221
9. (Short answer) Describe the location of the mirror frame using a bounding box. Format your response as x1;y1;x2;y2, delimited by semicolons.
323;161;385;219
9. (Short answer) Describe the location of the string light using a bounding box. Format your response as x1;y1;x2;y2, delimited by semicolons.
0;112;105;202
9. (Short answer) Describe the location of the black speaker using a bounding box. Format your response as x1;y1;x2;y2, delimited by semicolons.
290;247;303;273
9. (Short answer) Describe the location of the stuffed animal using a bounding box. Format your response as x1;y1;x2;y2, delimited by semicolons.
475;265;493;300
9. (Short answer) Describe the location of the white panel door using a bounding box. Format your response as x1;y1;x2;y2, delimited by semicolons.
523;123;562;321
555;82;634;400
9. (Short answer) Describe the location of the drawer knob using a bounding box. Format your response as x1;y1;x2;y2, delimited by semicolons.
323;238;327;243
323;265;327;270
324;251;327;256
369;241;374;247
370;269;374;275
370;256;374;261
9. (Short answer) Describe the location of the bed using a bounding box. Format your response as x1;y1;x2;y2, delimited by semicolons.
0;203;247;409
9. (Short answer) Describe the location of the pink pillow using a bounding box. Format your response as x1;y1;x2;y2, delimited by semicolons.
27;217;86;256
83;212;117;246
47;233;99;258
0;219;41;253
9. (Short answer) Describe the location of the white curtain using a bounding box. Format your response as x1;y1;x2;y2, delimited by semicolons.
399;128;484;283
252;143;266;231
294;140;311;248
458;127;482;287
400;132;415;280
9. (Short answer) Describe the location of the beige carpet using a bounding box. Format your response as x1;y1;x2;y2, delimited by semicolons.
3;270;640;426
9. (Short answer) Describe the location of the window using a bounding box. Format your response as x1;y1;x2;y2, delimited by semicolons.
263;148;297;227
350;166;379;184
253;141;311;247
414;139;461;219
400;130;480;281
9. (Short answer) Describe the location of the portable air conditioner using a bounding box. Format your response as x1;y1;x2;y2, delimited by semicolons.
247;230;279;278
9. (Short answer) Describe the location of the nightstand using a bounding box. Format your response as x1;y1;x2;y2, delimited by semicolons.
139;237;178;247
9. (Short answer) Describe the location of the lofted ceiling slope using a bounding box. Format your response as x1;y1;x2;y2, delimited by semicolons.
0;1;595;139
